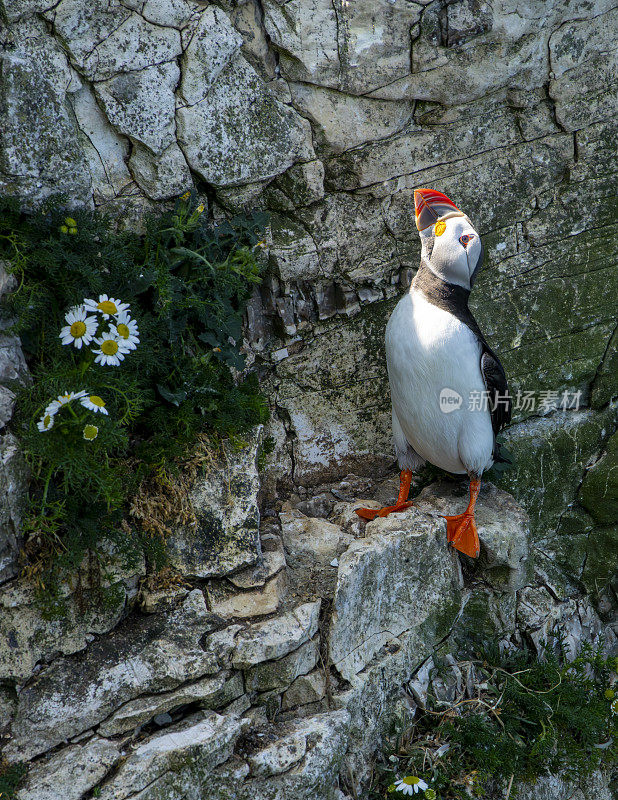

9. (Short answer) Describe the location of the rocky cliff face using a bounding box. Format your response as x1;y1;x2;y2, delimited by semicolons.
2;435;615;799
0;0;617;797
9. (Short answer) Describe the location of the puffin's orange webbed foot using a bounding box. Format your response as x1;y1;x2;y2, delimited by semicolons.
355;501;413;521
443;477;481;558
354;468;414;521
444;512;480;558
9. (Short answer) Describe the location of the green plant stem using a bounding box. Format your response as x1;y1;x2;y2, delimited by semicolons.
40;465;54;513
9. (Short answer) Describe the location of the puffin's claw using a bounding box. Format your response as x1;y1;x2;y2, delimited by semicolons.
355;501;414;521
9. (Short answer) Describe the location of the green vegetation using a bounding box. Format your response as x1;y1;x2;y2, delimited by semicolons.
0;194;269;596
0;760;28;800
370;642;617;799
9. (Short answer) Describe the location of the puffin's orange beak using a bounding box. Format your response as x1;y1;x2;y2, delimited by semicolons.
414;188;461;231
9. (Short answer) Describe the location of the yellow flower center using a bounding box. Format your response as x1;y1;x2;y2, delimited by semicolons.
70;320;87;338
83;424;98;440
403;777;420;785
116;323;130;339
89;395;105;408
97;300;117;315
101;339;118;356
43;414;52;427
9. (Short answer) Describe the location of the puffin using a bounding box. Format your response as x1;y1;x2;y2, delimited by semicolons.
356;188;511;558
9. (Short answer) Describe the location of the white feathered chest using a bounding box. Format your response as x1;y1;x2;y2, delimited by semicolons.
385;287;495;476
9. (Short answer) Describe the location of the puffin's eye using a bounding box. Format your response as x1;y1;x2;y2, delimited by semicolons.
459;234;474;247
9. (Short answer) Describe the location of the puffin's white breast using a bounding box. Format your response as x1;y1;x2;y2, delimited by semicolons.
386;288;494;475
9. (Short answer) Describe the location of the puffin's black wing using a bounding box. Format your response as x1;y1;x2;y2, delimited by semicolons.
480;348;511;434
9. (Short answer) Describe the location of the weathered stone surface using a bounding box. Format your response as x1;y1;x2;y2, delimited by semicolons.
246;729;307;776
0;565;134;681
15;738;120;800
0;433;27;585
228;546;286;589
289;82;414;154
166;428;262;578
245;636;319;692
206;569;287;619
141;0;196;28
232;601;320;669
282;669;326;709
177;54;313;187
280;510;352;596
98;672;244;736
415;481;532;590
70;85;133;202
95;62;179;155
0;54;92;205
98;711;246;800
128;141;193;200
329;507;460;682
6;591;230;760
210;711;351;800
53;0;182;81
179;6;243;106
579;432;618;525
516;587;616;659
513;768;613;800
496;409;617;539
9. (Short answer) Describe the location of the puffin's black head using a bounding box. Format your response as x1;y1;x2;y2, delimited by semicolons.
414;188;483;290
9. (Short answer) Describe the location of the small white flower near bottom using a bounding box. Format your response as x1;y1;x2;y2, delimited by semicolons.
393;777;429;796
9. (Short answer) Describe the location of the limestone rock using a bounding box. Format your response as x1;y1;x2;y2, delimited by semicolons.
415;481;532;590
15;738;120;800
289;83;414;155
228;546;286;590
516;587;616;659
6;591;230;760
98;672;244;736
177;54;313;187
166;428;262;579
210;711;351;800
95;62;179;155
513;768;613;800
0;433;27;586
206;570;287;619
179;6;243;106
0;567;133;681
579;432;618;525
329;507;460;682
232;600;320;669
282;669;327;709
244;636;319;692
246;730;307;776
280;510;353;596
98;711;247;800
129;142;193;200
141;0;196;28
70;85;133;202
53;0;182;81
0;54;92;206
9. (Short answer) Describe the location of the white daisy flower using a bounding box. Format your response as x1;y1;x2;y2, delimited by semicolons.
92;331;126;366
37;410;55;432
84;294;130;320
52;390;88;410
393;777;429;796
80;394;109;415
59;306;98;349
112;312;140;351
83;424;99;441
